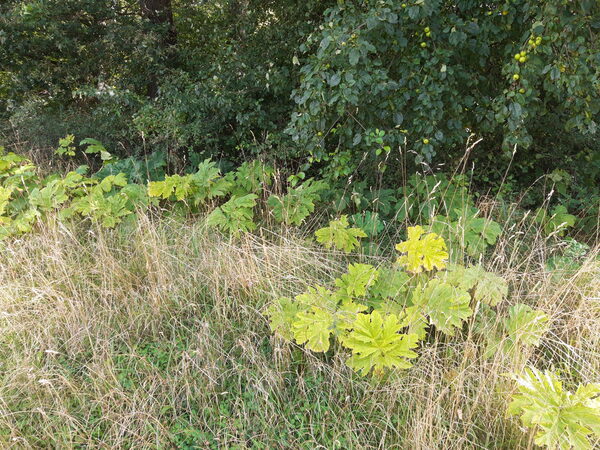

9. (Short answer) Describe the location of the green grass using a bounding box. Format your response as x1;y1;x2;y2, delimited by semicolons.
0;213;598;448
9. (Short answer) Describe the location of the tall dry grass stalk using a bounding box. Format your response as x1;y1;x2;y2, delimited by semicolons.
0;212;598;448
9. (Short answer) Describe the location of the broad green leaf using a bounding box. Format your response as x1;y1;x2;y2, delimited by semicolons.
508;367;600;449
350;211;384;237
206;194;258;235
536;205;577;237
191;159;231;205
266;297;302;341
55;134;76;157
296;285;337;310
0;186;13;216
227;160;273;197
368;267;410;301
268;179;327;226
292;307;335;352
421;279;472;336
445;264;508;306
335;263;379;297
343;311;420;376
314;215;367;252
396;225;448;273
398;306;428;340
334;299;368;336
81;138;112;160
505;304;549;347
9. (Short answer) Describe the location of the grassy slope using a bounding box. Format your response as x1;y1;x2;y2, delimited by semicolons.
0;214;598;449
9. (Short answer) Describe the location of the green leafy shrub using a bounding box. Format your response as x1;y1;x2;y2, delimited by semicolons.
0;147;150;238
535;205;577;237
481;303;549;359
225;161;274;197
429;207;502;258
350;211;384;237
288;0;600;180
81;138;113;161
148;159;231;206
444;264;508;307
546;238;591;273
55;134;76;157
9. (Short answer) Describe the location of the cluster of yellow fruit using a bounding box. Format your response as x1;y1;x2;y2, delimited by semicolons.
485;8;509;16
420;27;431;48
514;51;528;64
528;35;543;48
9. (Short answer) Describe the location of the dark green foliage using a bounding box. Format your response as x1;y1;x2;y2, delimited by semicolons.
287;0;600;180
1;0;599;220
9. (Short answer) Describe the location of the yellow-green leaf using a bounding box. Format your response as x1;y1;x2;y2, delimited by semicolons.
343;311;420;376
396;225;448;273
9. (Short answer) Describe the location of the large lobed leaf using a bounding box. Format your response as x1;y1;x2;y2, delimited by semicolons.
206;194;258;235
445;264;508;307
292;307;335;352
314;215;367;252
395;225;448;273
508;367;600;449
343;311;420;376
505;304;549;348
413;279;472;336
335;263;379;298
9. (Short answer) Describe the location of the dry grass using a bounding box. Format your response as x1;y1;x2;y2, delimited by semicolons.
0;212;598;449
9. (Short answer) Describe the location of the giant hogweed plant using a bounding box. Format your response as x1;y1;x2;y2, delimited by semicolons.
0;146;149;239
329;173;503;258
508;368;600;449
267;224;554;379
2;138;331;239
148;158;328;232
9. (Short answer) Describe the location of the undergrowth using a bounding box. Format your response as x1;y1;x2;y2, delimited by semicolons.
0;210;598;448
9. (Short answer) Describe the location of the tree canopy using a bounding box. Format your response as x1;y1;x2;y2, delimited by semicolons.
1;0;598;198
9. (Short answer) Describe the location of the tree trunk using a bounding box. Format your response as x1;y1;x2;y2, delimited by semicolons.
139;0;176;47
139;0;176;97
